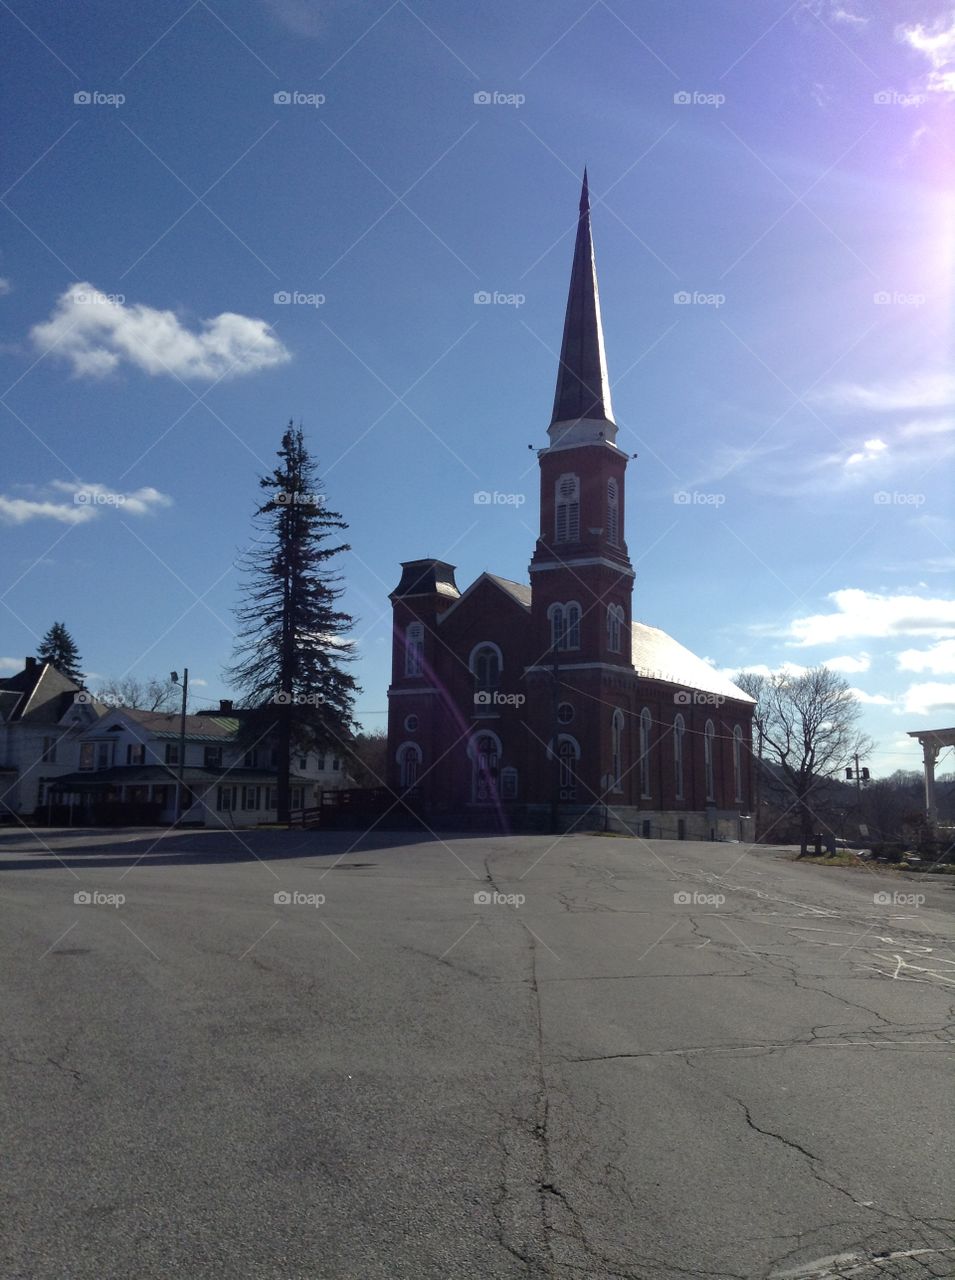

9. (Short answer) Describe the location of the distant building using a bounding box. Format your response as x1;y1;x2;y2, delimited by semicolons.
46;700;351;826
386;174;755;838
0;657;103;818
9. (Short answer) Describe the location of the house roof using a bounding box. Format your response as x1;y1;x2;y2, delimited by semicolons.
104;708;241;741
0;661;98;724
485;575;532;609
631;622;755;703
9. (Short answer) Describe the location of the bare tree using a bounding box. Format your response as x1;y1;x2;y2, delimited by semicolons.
733;671;767;836
344;729;388;789
755;667;873;855
96;675;179;712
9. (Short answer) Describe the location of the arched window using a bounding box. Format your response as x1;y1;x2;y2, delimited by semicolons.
733;725;743;803
396;742;422;790
611;709;624;792
557;735;579;800
471;733;500;803
555;474;580;542
548;602;581;652
404;622;424;677
639;707;652;798
674;714;685;800
565;603;581;650
607;478;619;545
500;766;518;801
704;719;716;802
607;604;624;654
470;642;502;690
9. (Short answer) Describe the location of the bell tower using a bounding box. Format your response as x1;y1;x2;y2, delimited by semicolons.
529;170;635;668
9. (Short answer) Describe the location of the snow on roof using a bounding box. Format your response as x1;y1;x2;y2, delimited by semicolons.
631;622;755;703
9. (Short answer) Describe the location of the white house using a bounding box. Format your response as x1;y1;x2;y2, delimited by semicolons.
47;701;352;827
0;659;104;818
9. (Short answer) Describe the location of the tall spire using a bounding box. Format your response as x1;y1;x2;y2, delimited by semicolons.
549;168;616;444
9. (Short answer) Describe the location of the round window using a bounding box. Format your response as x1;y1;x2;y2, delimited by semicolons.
557;703;574;725
404;714;419;733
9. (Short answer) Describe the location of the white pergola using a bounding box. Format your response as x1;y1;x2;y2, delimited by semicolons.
906;727;955;829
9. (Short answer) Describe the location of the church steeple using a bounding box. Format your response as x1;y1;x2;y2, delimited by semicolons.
549;169;616;447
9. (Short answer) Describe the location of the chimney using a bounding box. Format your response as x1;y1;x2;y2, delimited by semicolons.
219;699;234;712
25;656;37;671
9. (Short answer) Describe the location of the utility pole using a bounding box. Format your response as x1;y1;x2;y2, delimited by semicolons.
550;642;561;835
846;753;869;837
171;668;188;823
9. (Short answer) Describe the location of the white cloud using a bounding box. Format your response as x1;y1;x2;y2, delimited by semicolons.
845;437;887;466
0;657;23;671
0;481;172;525
811;372;955;413
789;589;955;646
901;681;955;715
719;661;808;680
900;14;955;93
823;653;871;673
0;277;11;296
848;686;894;706
831;5;867;25
897;638;955;675
31;283;290;381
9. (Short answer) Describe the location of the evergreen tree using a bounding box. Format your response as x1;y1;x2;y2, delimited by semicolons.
37;621;84;683
227;422;359;822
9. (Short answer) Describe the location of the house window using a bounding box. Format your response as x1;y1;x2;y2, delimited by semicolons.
733;725;743;803
42;737;57;764
217;785;236;811
550;604;564;652
404;715;418;733
674;714;685;800
164;743;180;766
126;744;145;765
332;757;340;771
704;719;716;802
291;786;304;810
405;622;424;677
472;733;500;803
204;746;222;768
611;710;624;792
242;784;260;810
242;749;258;769
298;755;307;769
317;756;326;770
558;737;579;800
79;743;94;771
397;742;422;790
500;767;518;801
264;786;274;810
471;643;501;691
639;707;652;798
96;742;112;771
607;478;619;545
607;604;624;654
557;702;574;725
555;474;580;542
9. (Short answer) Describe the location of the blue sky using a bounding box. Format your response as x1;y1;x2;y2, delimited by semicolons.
1;0;953;773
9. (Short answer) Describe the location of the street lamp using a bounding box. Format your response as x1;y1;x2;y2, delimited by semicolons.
171;669;188;823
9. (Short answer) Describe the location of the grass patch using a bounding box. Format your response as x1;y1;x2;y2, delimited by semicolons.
799;852;866;867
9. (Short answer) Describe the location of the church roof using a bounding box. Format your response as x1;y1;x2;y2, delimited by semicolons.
485;575;532;609
551;169;615;429
631;622;755;704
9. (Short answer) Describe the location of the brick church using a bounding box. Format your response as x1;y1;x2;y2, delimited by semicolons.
386;173;755;839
